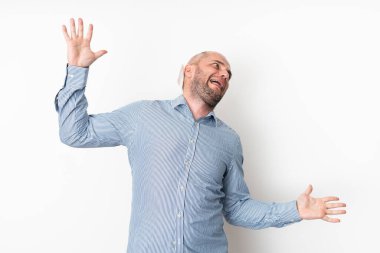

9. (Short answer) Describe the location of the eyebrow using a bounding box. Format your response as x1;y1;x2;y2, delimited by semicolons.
212;60;232;79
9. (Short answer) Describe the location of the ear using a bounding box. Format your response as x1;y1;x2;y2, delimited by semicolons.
184;64;194;78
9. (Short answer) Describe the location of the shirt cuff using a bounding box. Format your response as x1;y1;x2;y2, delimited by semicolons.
276;200;303;226
65;64;90;89
54;64;90;112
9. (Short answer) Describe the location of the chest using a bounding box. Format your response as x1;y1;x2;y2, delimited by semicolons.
132;107;234;186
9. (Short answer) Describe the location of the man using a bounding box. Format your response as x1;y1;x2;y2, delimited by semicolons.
55;18;346;253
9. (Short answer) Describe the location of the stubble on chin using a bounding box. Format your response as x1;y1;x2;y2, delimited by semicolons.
191;69;223;108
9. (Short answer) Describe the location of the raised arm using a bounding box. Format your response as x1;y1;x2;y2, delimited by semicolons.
55;18;144;148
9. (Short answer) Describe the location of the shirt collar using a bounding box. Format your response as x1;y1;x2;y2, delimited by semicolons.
171;94;218;127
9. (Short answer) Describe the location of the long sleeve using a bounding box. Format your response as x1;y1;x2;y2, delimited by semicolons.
221;135;302;229
54;64;146;148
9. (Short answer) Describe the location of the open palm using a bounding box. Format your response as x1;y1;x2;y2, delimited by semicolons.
297;184;346;223
62;18;107;67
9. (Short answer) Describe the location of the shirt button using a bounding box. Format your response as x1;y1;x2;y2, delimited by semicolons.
190;139;194;143
180;185;185;191
177;211;182;218
171;240;176;250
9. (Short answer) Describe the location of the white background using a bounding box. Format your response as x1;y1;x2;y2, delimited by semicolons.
0;0;378;252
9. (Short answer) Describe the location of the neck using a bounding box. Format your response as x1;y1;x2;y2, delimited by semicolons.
182;91;214;121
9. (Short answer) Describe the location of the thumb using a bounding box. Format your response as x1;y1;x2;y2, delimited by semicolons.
304;184;313;195
94;50;108;59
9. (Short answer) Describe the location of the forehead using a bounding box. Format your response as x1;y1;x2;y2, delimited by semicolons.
201;53;230;68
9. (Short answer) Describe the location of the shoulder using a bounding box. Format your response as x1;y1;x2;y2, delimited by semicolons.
115;98;172;115
216;118;244;166
115;100;148;113
216;117;241;143
214;117;243;156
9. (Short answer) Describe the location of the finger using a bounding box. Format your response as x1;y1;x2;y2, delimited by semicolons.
62;25;70;41
70;18;77;38
326;209;346;215
322;216;341;223
304;184;313;195
78;17;84;38
86;24;93;41
322;196;340;202
94;50;108;59
326;202;346;209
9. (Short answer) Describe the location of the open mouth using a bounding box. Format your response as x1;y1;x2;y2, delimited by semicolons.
209;79;223;91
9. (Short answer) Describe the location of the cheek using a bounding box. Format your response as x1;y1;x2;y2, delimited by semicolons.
223;84;229;93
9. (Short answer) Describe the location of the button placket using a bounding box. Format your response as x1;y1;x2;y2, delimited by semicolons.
174;121;200;253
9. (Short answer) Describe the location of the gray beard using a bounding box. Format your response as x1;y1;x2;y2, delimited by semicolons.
191;68;223;108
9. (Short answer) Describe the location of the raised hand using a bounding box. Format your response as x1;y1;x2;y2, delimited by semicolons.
62;18;107;67
296;184;347;223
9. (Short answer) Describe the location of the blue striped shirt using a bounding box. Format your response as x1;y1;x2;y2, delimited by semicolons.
55;65;302;253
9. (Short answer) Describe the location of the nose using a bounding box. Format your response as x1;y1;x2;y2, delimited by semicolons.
220;69;229;81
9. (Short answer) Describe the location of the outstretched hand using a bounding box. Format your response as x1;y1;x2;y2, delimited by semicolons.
296;184;346;223
62;18;107;68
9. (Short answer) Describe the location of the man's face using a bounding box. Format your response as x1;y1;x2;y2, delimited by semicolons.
189;53;232;108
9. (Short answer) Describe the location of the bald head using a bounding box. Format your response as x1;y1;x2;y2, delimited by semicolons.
180;51;232;108
187;51;211;65
181;51;231;89
186;51;229;65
